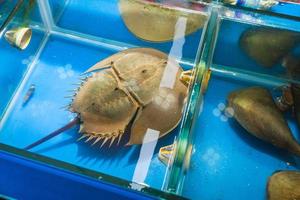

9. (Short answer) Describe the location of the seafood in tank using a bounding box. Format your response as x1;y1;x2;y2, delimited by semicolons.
240;28;300;67
283;55;300;79
291;84;300;129
227;87;300;156
283;55;300;128
25;48;192;150
4;27;32;50
22;84;35;106
267;171;300;200
275;85;294;112
119;0;207;42
158;144;174;166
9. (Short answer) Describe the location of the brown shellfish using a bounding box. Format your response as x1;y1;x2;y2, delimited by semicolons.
267;171;300;200
278;55;300;129
228;87;300;157
25;48;189;149
292;84;300;130
240;28;300;67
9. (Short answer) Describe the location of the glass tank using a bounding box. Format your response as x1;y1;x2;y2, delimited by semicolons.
1;1;300;200
181;4;300;200
0;0;45;118
0;0;209;198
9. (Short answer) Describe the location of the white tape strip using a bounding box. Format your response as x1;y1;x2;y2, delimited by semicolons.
132;128;160;185
160;17;187;89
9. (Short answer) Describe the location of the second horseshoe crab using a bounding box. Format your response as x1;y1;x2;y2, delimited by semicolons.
119;0;207;42
25;48;192;150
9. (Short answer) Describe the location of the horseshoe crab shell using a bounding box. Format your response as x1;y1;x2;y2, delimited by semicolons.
71;48;188;146
119;0;207;42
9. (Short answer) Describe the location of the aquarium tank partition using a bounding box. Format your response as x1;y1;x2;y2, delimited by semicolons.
0;1;300;200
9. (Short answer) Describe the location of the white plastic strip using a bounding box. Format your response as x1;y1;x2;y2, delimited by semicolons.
160;17;187;89
131;129;160;186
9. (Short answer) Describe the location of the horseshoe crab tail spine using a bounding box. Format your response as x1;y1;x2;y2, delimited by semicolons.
24;118;80;150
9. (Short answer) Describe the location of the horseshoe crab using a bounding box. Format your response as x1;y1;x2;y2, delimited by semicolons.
119;0;207;42
267;171;300;200
228;87;300;157
25;48;191;150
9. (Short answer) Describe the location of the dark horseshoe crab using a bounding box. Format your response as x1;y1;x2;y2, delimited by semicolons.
25;48;192;150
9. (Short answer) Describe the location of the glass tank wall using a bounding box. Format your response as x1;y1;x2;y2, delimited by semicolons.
181;4;300;200
0;0;209;198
